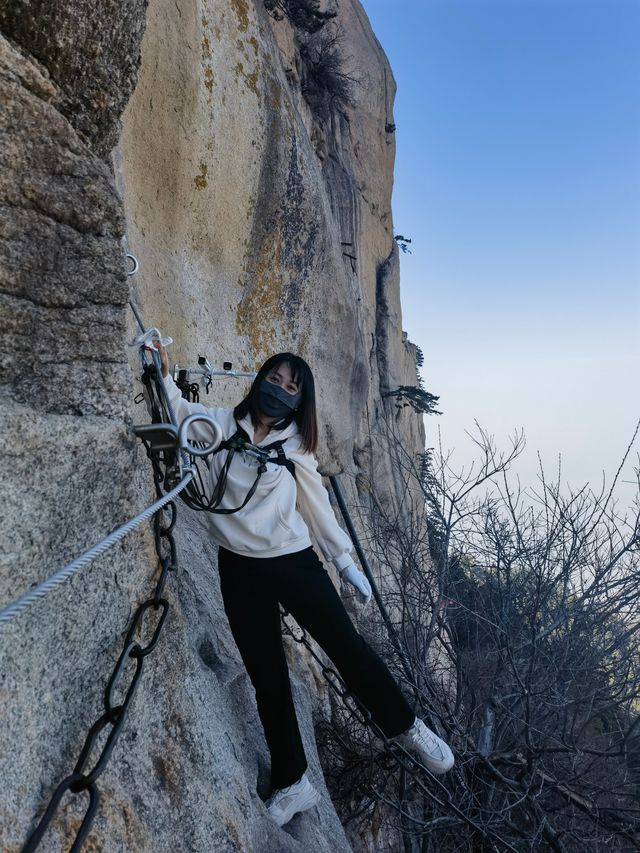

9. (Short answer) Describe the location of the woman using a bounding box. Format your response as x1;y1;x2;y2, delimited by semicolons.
156;343;454;827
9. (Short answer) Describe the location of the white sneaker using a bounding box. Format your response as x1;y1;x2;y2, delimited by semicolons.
395;718;455;775
265;772;321;827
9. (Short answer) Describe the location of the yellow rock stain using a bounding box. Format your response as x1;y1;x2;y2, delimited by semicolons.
204;65;214;93
236;223;290;360
235;61;260;97
230;0;249;32
201;16;215;104
248;36;259;56
194;164;208;189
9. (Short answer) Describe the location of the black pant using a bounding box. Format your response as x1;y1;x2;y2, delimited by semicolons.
218;546;415;789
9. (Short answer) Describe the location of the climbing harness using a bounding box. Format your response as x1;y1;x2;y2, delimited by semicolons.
124;289;292;516
178;425;296;515
135;372;296;514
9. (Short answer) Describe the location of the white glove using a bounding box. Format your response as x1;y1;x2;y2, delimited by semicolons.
128;327;173;352
340;562;372;606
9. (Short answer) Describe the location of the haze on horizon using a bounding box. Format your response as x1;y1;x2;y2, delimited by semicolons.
362;0;640;504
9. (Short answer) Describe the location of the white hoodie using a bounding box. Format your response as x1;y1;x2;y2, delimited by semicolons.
163;375;353;569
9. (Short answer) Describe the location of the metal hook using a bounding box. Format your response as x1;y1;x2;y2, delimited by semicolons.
125;254;139;276
177;414;223;457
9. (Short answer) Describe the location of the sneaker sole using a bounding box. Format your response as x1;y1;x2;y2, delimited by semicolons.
418;751;455;775
272;788;321;827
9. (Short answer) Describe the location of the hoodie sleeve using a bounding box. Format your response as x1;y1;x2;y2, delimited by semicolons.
161;374;228;442
293;450;353;570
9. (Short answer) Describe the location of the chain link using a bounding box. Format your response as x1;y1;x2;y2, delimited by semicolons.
23;366;181;852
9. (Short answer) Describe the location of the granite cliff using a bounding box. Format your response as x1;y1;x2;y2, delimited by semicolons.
0;1;426;849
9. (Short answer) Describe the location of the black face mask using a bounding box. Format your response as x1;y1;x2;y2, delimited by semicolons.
258;379;302;419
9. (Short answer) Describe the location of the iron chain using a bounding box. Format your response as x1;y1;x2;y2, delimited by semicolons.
279;610;517;851
23;366;180;852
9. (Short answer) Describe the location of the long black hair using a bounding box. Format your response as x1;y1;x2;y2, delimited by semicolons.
234;353;318;454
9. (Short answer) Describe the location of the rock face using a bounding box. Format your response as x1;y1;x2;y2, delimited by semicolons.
0;0;149;157
118;0;422;471
1;1;426;851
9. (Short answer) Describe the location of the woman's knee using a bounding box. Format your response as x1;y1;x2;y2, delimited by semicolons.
322;628;373;670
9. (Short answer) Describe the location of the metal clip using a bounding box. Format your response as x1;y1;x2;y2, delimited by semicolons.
125;254;139;276
177;414;222;458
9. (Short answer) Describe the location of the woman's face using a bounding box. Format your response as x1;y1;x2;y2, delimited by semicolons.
265;362;301;397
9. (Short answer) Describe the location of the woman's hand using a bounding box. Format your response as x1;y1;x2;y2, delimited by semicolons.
155;340;169;377
340;562;372;606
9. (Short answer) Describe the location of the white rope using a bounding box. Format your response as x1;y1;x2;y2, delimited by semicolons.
0;473;193;626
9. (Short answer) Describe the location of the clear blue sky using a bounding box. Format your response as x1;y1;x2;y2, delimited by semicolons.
361;0;640;498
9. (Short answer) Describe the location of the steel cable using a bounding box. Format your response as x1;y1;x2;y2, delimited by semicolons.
0;473;193;626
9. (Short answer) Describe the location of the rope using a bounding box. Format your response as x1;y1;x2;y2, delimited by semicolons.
0;473;194;626
330;475;417;688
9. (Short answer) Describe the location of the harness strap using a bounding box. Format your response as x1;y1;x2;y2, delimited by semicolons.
262;439;297;480
215;428;296;480
187;426;295;515
205;445;264;514
141;364;163;423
